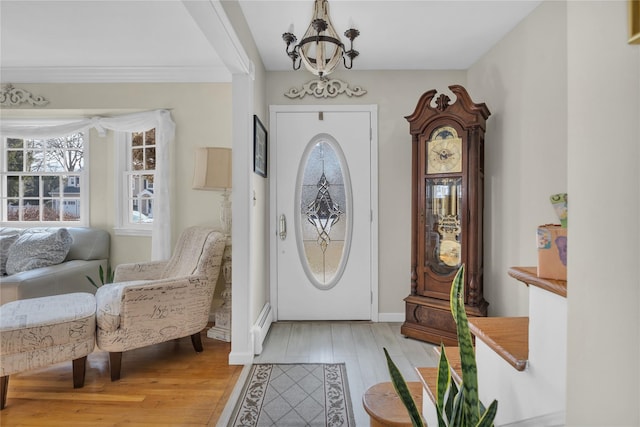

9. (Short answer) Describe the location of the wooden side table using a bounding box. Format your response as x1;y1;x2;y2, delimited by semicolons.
363;381;423;427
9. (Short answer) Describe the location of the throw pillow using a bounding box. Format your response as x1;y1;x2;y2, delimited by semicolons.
5;228;73;275
0;234;19;275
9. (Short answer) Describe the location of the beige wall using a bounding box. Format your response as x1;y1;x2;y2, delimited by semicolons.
1;82;232;267
266;70;466;315
565;1;639;424
468;0;640;423
467;1;568;317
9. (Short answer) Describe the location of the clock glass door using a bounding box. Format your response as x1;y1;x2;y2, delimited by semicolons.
425;177;462;274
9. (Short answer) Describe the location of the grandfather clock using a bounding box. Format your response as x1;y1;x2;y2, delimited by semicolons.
401;85;490;346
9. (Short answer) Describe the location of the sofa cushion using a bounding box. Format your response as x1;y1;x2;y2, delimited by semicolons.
6;228;73;275
0;234;19;275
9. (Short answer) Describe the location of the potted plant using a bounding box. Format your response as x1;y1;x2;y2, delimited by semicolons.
384;265;498;427
86;263;114;288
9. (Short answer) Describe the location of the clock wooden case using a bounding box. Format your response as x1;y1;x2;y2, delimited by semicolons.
401;85;490;346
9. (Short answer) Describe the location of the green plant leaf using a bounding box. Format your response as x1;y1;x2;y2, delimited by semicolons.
383;348;425;427
436;344;450;412
476;399;498;427
98;265;105;284
449;386;464;427
450;265;480;426
85;275;99;289
435;344;452;427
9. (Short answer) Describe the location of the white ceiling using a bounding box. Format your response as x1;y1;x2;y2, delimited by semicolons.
0;0;542;83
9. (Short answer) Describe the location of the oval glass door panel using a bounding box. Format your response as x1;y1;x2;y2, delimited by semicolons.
295;134;353;290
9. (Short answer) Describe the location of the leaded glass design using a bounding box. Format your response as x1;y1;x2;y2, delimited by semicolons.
296;136;352;290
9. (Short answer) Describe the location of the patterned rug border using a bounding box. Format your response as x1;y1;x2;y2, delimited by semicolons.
228;363;355;427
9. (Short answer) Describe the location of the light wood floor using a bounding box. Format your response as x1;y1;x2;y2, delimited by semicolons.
2;322;437;426
1;329;242;427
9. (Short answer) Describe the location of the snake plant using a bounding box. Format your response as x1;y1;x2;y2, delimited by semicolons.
86;263;114;288
384;265;498;427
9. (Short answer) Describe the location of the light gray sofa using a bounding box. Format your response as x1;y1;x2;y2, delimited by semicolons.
0;227;110;305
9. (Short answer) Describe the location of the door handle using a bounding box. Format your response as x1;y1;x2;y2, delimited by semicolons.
279;214;287;240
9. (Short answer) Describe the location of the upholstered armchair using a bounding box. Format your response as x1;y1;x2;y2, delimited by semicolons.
95;227;226;380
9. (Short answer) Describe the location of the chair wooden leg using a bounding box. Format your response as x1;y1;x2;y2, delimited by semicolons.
72;356;87;388
191;332;203;352
109;352;123;381
1;376;8;410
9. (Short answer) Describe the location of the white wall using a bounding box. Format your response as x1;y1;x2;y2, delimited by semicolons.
565;1;640;424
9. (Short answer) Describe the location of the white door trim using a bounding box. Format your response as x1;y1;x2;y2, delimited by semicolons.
269;104;379;322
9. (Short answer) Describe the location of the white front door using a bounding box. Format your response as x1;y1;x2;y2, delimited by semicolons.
270;106;377;320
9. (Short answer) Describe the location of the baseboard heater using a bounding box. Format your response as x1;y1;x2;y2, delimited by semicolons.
251;302;273;355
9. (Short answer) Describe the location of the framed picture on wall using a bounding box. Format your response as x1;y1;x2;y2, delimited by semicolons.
630;0;640;44
253;115;267;177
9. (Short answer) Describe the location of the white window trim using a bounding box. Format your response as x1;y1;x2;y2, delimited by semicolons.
113;131;152;237
0;119;90;227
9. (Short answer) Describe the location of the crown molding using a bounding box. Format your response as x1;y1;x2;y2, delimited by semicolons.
0;66;232;84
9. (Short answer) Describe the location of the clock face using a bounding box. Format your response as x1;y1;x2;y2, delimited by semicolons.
427;126;462;174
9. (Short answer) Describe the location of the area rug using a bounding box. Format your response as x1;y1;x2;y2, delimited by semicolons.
228;363;355;427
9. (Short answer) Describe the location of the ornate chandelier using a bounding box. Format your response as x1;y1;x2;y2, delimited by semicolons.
282;0;359;80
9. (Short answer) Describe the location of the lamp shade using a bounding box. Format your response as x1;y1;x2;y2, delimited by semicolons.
192;147;232;190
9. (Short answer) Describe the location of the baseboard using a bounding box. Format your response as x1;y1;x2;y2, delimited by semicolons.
228;351;254;365
251;302;273;355
377;312;405;322
216;363;253;426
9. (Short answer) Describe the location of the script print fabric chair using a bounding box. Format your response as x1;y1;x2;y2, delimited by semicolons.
95;226;226;380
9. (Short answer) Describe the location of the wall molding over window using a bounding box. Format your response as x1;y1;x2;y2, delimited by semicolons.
0;84;49;107
284;79;367;99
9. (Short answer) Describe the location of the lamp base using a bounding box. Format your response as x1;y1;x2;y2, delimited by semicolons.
207;325;231;342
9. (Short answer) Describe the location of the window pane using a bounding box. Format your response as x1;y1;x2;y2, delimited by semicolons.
132;132;144;147
27;139;44;149
7;151;23;172
7;138;23;149
21;203;40;221
297;139;351;289
132;148;144;170
23;176;40;197
141;174;154;189
62;175;81;197
6;200;19;220
145;128;156;145
129;174;141;197
43;176;59;197
43;199;58;222
28;150;45;172
7;176;19;197
62;199;80;221
144;147;155;170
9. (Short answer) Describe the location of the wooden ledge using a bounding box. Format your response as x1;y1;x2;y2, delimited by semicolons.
508;266;567;298
415;367;438;405
417;346;463;406
468;317;529;371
